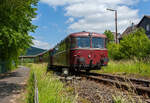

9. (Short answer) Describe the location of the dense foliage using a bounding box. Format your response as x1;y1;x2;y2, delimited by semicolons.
104;30;114;43
107;43;122;60
108;28;150;60
0;0;38;70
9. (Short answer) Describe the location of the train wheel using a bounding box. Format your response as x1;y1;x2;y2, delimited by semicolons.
70;68;75;75
86;70;90;74
62;68;69;76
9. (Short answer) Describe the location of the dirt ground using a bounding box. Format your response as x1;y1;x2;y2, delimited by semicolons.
0;66;30;103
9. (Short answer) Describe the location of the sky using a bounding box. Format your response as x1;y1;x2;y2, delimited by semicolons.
31;0;150;49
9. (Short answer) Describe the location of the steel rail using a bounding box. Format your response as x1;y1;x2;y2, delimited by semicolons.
80;72;150;98
85;72;150;87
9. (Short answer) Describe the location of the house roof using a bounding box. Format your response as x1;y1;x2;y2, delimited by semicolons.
145;15;150;18
137;15;150;26
120;15;150;38
120;25;137;38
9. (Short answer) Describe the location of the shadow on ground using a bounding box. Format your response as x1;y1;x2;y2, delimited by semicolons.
0;81;22;99
0;72;22;80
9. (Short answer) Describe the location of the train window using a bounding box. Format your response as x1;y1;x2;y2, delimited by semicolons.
71;37;77;48
92;37;104;48
66;38;71;49
77;37;90;48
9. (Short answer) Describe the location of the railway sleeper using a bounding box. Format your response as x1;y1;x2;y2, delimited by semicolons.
88;73;150;87
84;75;150;98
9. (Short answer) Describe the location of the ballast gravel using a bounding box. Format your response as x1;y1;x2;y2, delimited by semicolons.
66;78;148;103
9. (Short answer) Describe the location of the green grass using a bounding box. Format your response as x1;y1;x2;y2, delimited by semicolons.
26;70;34;103
112;95;126;103
26;63;75;103
96;60;150;77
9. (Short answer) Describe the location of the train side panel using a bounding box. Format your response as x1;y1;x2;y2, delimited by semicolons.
51;38;70;68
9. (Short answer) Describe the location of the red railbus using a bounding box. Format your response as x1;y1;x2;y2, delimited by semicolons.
48;32;108;73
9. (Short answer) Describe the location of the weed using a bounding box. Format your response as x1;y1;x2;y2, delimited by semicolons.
26;63;75;103
112;95;126;103
97;60;150;77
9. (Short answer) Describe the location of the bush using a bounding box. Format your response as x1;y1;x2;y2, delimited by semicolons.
104;30;114;43
107;43;123;60
107;28;150;60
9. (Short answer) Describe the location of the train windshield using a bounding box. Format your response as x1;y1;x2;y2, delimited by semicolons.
92;37;104;48
77;37;90;48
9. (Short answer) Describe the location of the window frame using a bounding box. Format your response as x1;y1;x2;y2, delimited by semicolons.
76;37;91;48
91;37;105;48
146;24;150;31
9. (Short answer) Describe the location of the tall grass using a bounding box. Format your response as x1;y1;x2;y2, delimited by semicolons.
98;60;150;77
26;63;75;103
26;70;34;103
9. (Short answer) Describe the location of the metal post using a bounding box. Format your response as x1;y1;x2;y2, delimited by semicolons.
115;10;118;44
34;73;39;103
106;8;118;44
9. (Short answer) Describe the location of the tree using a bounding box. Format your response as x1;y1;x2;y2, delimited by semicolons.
104;30;114;43
0;0;38;70
119;28;150;60
107;43;123;60
107;28;150;60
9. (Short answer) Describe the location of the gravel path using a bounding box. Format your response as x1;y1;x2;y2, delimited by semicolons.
0;66;30;103
68;78;148;103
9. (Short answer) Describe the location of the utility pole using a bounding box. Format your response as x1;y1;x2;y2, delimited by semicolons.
106;8;118;43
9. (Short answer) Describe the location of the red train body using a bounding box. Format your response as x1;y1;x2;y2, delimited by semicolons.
48;32;109;72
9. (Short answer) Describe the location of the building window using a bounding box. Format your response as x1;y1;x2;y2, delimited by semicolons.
146;24;150;31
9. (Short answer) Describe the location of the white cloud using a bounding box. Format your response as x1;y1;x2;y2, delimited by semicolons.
40;0;139;6
40;0;140;33
66;17;74;23
32;40;51;49
40;0;85;6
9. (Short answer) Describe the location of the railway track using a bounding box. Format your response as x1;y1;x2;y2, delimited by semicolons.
80;72;150;99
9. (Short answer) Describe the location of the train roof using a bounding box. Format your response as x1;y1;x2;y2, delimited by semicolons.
19;56;36;58
69;32;107;38
36;48;53;56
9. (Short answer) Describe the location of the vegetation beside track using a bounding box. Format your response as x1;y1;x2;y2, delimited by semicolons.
96;60;150;77
98;28;150;79
26;63;75;103
107;28;150;60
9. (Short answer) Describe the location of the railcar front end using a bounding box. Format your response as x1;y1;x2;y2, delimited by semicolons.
69;32;108;72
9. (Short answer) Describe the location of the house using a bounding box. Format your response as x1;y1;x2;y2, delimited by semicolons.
112;32;121;43
120;15;150;40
